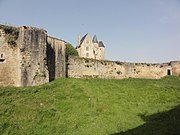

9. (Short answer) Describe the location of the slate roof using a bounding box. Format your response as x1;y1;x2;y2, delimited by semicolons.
77;33;105;48
92;35;98;43
79;33;88;46
98;41;105;48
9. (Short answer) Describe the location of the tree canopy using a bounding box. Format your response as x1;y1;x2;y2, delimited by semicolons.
66;43;78;57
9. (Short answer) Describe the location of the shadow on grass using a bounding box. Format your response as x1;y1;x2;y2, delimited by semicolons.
111;105;180;135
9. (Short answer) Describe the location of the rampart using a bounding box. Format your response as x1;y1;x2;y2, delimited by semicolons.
47;36;66;81
0;25;66;86
68;56;180;79
171;61;180;76
19;26;49;86
0;25;21;86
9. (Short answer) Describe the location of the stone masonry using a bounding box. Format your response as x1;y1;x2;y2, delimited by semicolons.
0;26;21;86
0;24;66;86
68;56;180;79
47;36;66;81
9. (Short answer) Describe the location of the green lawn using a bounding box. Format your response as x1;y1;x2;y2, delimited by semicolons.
0;76;180;135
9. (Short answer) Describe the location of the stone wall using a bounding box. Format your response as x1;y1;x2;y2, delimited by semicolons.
68;56;174;79
18;26;49;86
0;24;67;86
0;26;21;86
47;36;66;81
0;25;49;86
171;61;180;76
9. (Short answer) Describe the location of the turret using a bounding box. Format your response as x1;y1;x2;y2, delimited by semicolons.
93;35;98;43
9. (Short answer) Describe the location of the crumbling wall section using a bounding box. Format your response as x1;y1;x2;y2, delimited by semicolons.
47;36;66;81
0;26;21;86
18;26;49;86
0;24;67;86
171;61;180;76
68;56;171;79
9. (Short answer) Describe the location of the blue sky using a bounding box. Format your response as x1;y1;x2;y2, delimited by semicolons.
0;0;179;63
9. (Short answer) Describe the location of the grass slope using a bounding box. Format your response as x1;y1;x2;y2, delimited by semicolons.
0;76;180;135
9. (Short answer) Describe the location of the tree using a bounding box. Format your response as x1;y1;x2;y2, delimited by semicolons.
66;43;78;57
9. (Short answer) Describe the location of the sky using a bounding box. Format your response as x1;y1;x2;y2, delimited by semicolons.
0;0;180;63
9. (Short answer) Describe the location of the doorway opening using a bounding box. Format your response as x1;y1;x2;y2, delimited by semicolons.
167;69;171;75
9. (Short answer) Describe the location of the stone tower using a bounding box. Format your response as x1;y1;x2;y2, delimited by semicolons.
0;24;66;86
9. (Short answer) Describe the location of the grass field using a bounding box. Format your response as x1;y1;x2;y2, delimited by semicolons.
0;76;180;135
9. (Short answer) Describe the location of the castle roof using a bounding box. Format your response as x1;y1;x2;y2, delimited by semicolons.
92;35;98;43
77;33;105;48
98;41;105;48
79;33;88;46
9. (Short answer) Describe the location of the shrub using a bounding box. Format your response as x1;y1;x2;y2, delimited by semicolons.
1;25;19;46
66;43;78;57
6;35;17;46
3;25;19;36
115;61;124;65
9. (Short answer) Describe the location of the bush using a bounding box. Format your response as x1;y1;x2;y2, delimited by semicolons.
66;43;78;57
115;61;124;65
1;25;19;46
3;26;19;36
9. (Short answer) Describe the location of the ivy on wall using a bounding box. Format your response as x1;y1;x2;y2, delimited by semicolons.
0;25;19;46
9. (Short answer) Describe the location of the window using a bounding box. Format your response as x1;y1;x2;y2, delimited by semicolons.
86;47;89;51
0;53;5;62
86;53;89;57
0;53;5;59
1;54;3;58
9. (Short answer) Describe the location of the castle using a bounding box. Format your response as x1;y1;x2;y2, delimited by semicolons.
0;24;180;87
76;34;105;60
